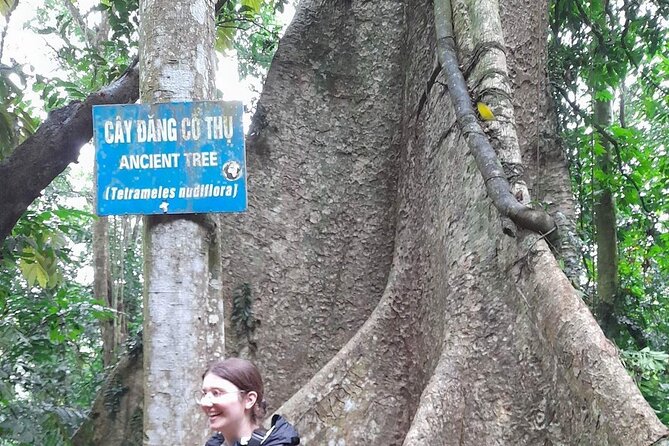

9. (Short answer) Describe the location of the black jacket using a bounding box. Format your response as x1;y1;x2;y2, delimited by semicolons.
205;414;300;446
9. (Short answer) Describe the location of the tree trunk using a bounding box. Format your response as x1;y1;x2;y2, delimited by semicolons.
244;0;665;444
217;0;403;407
93;213;115;368
499;0;584;284
112;216;134;354
593;99;620;339
139;1;223;445
71;343;144;446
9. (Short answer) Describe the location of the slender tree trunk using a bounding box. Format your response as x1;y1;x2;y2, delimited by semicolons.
87;4;129;368
113;216;130;351
93;213;115;367
139;1;223;444
92;134;114;366
594;98;620;339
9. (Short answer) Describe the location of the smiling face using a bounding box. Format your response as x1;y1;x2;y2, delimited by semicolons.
200;373;257;436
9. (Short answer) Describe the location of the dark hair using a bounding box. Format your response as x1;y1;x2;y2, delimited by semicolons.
203;358;268;422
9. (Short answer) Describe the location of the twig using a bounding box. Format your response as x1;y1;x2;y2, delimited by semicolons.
62;0;96;49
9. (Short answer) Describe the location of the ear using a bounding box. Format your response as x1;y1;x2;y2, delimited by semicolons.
244;391;258;410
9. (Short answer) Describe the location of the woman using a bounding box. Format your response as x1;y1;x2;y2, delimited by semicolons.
199;357;300;446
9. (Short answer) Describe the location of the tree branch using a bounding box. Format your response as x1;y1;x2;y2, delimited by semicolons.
618;8;669;98
0;3;17;62
61;0;97;49
0;58;140;243
433;0;557;239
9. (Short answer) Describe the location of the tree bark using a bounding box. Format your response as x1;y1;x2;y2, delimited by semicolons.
217;0;403;408
249;0;665;444
593;99;620;339
139;1;223;445
0;60;139;244
435;0;556;238
93;212;115;368
498;0;584;284
71;342;144;446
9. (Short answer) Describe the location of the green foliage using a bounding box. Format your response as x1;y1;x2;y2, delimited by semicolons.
232;1;283;84
0;206;109;445
622;347;669;424
100;0;139;46
550;0;669;423
216;0;284;59
231;282;257;353
6;207;92;290
0;65;39;160
0;164;115;445
28;0;138;111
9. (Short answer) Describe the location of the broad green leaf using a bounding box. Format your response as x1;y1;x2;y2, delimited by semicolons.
611;126;633;139
49;327;66;343
592;141;607;157
241;0;262;13
216;26;236;52
593;89;614;101
644;98;658;118
19;259;39;286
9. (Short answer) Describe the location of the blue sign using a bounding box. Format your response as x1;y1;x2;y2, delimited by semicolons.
92;101;246;216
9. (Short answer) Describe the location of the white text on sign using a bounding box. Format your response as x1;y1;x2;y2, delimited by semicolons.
118;152;219;170
103;115;234;144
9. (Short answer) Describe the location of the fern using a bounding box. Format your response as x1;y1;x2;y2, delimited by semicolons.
231;282;258;354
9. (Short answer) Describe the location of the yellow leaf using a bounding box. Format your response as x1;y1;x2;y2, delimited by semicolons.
241;0;262;12
19;257;56;289
35;264;48;288
477;101;495;121
37;255;59;289
0;0;16;18
19;259;38;286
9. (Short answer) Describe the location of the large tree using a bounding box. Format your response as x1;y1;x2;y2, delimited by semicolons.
5;0;669;444
217;0;669;443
